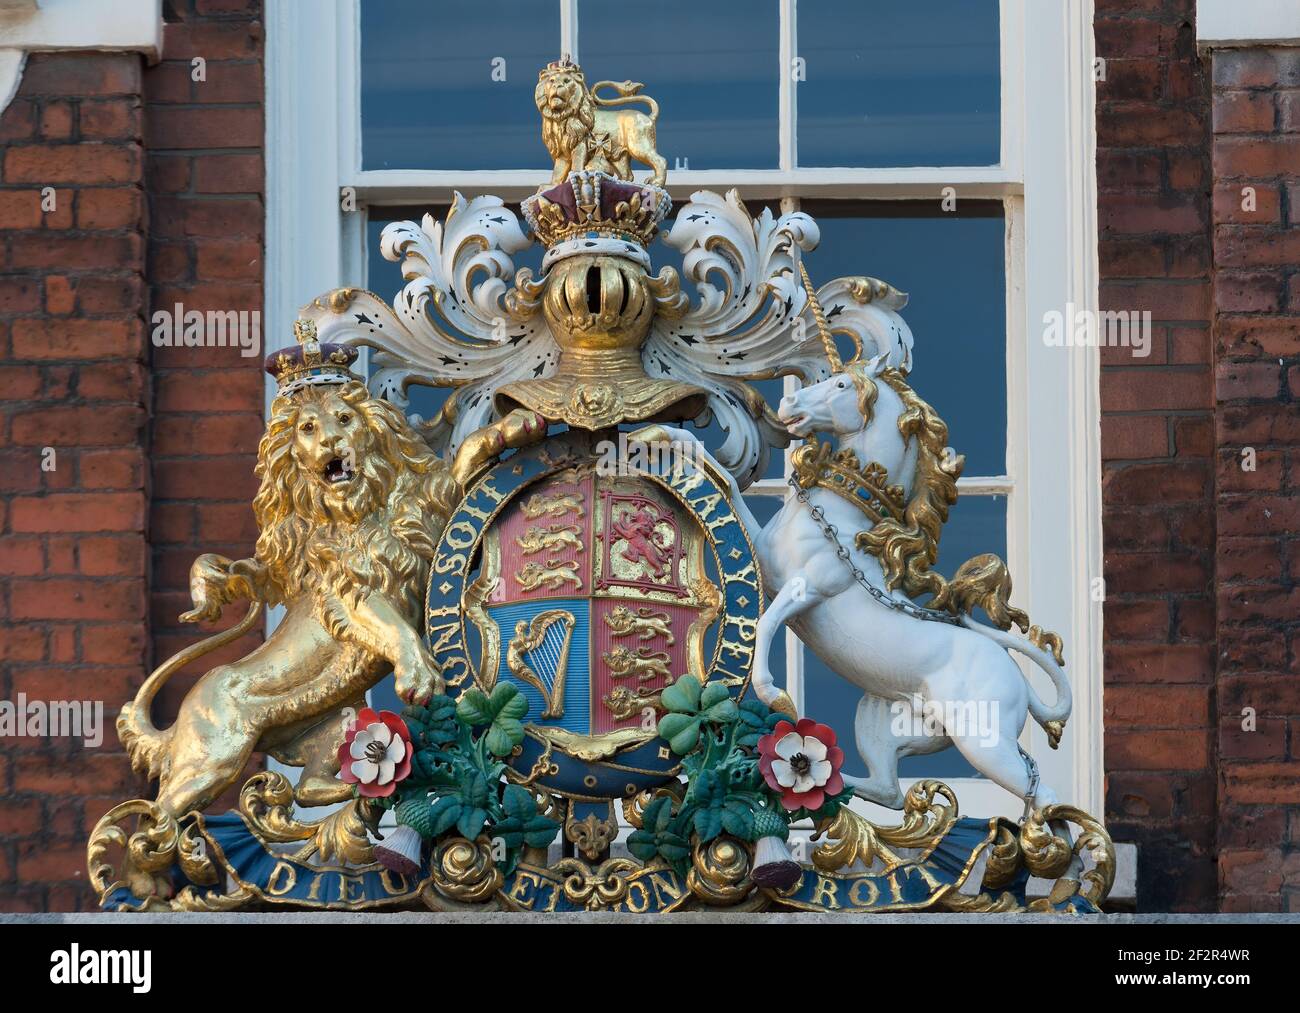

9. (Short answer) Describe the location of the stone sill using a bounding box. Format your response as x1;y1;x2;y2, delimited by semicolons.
1198;0;1300;49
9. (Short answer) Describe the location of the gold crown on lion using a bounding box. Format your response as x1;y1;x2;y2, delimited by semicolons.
263;318;360;395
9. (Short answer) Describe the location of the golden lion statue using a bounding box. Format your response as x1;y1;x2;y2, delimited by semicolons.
118;380;456;817
118;374;543;820
535;58;668;185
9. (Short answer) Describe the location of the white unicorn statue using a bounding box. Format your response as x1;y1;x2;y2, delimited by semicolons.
646;265;1076;839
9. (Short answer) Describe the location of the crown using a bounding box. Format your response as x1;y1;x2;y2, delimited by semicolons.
542;54;580;75
521;171;671;272
264;318;360;396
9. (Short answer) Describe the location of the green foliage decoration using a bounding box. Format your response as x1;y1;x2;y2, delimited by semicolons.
365;683;558;875
628;675;854;877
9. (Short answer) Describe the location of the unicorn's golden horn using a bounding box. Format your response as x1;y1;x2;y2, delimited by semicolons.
798;260;841;373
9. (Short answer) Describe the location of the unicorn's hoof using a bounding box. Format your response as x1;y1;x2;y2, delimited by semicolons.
767;690;798;718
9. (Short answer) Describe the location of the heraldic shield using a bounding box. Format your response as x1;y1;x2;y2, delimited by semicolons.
425;430;760;802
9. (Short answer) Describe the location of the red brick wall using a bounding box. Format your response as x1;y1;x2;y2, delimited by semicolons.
1096;0;1219;911
143;0;265;724
0;0;265;911
1209;46;1300;912
0;52;149;911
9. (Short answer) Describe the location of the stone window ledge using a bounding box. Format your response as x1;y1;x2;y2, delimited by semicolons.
1199;0;1300;49
0;0;162;112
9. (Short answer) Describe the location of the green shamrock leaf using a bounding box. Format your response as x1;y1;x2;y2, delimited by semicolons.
457;768;490;809
493;785;560;851
627;796;691;867
656;675;739;755
720;799;756;841
457;683;529;757
457;805;489;841
660;674;701;714
627;797;670;862
428;795;463;836
690;768;731;842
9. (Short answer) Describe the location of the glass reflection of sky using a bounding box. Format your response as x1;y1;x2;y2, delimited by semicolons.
361;1;999;172
361;0;560;170
576;0;780;169
360;0;781;171
797;0;1001;167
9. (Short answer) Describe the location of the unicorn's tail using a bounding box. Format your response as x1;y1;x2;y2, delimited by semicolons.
959;614;1072;747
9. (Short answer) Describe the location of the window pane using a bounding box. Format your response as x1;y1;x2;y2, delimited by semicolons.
361;0;559;170
796;0;1000;167
800;201;1006;476
577;0;779;170
801;494;1006;780
933;493;1006;581
369;674;403;716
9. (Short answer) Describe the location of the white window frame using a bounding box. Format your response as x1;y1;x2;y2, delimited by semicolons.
265;0;1102;822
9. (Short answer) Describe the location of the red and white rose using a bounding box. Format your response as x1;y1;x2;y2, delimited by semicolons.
757;718;845;811
338;708;412;799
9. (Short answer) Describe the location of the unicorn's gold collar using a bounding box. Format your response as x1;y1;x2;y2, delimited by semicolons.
790;438;906;526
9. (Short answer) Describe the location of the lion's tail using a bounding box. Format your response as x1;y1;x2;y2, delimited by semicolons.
117;601;261;780
590;79;658;121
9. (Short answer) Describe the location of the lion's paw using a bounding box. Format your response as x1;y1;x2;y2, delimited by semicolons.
394;652;444;706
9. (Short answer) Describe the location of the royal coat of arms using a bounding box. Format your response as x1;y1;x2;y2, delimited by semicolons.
87;57;1114;915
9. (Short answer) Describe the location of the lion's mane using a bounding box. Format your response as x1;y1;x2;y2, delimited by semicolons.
251;381;458;625
536;68;596;163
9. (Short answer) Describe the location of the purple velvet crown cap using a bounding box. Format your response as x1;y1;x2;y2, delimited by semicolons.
264;318;360;395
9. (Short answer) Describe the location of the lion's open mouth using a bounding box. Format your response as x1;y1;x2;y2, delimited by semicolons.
322;457;355;485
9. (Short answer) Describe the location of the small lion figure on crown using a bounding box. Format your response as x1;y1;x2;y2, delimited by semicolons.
535;56;668;185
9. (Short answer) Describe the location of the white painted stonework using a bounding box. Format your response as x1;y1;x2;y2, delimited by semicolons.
1198;0;1300;47
0;0;162;113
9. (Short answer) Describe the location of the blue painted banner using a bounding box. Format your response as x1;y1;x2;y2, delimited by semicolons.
198;813;426;908
778;817;995;911
99;811;1096;913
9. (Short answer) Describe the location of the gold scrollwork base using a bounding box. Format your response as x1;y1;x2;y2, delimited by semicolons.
422;837;506;909
88;775;1116;914
88;799;183;909
238;771;379;866
687;837;764;909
